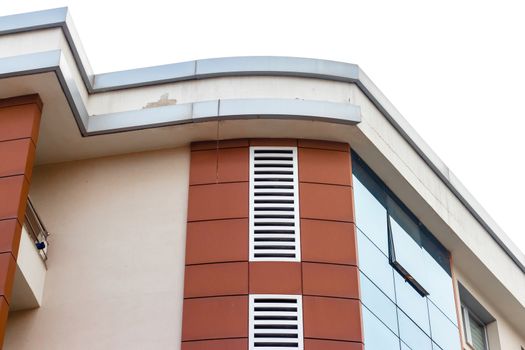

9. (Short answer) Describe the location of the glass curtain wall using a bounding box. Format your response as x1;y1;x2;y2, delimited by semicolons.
352;153;460;350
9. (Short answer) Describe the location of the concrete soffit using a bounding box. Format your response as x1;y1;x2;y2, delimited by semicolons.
0;7;524;276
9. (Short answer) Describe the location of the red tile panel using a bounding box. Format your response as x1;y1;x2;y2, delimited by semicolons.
0;253;16;303
189;149;217;185
250;139;298;147
0;175;29;222
0;139;35;179
298;139;349;152
190;147;248;185
218;147;249;183
0;297;8;346
303;296;363;342
300;183;354;222
182;339;248;350
0;103;41;143
191;139;249;151
249;262;302;295
298;148;351;186
182;296;248;341
187;183;248;221
186;219;248;264
0;95;42;346
301;219;357;266
0;94;42;110
302;263;359;299
0;219;22;258
184;262;248;298
304;339;363;350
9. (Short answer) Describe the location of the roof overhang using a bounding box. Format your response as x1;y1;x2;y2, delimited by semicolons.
1;7;524;332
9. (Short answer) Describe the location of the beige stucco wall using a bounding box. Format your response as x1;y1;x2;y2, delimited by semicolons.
4;147;190;350
455;267;525;350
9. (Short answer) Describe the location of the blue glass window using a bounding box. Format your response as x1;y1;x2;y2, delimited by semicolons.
352;152;460;349
353;173;389;255
401;342;412;350
422;242;457;324
362;305;400;350
398;309;432;350
360;272;398;334
388;197;429;296
428;301;461;350
394;271;430;335
357;229;396;300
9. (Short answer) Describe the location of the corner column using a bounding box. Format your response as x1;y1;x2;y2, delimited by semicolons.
298;139;363;349
182;138;364;350
182;139;250;349
0;95;42;346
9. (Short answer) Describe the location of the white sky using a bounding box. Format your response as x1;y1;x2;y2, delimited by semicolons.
2;1;524;254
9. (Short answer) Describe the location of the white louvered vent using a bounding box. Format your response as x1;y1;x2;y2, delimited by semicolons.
249;295;304;350
249;146;301;262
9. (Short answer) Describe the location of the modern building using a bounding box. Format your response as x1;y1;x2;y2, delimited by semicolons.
0;7;523;350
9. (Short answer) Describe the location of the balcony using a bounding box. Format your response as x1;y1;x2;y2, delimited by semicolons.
9;199;49;311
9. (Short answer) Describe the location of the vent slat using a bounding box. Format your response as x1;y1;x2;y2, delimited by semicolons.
255;208;295;212
254;188;295;193
255;238;295;242
254;223;295;227
254;254;297;259
254;212;295;216
254;160;294;165
253;320;299;326
252;301;297;306
254;230;296;234
254;218;295;223
250;146;300;262
250;295;304;350
253;174;295;179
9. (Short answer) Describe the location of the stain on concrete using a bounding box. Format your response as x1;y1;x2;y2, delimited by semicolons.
144;93;177;108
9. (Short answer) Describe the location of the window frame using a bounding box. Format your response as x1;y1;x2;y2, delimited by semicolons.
352;151;450;298
462;304;489;350
387;214;429;297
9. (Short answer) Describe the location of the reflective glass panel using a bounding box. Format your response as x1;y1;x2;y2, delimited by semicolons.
360;272;398;334
362;306;400;350
422;248;457;325
388;197;429;295
353;174;389;254
401;342;412;350
433;342;443;350
398;309;432;350
358;229;396;300
352;153;459;349
428;301;461;350
394;271;430;335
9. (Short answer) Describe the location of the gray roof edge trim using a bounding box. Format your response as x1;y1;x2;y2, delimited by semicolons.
0;49;61;78
0;7;95;91
355;68;525;273
0;7;67;35
86;98;361;135
0;7;523;272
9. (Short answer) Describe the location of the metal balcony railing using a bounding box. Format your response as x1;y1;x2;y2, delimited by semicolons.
24;198;50;262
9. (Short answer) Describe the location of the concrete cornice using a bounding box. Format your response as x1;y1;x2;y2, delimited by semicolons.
0;7;524;275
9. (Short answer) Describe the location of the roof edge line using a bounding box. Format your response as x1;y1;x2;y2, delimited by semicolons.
0;7;523;273
86;98;362;135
